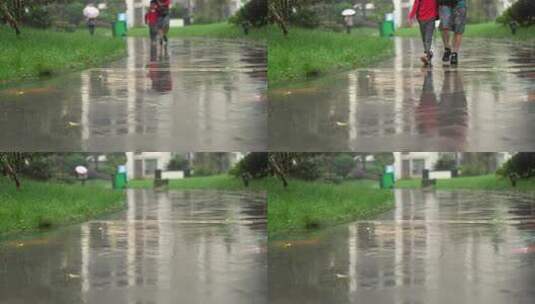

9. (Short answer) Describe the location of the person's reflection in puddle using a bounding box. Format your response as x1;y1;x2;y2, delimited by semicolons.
147;44;173;94
416;69;439;135
439;69;468;148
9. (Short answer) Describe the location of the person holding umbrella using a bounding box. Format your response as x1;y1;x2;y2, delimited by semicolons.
342;9;356;34
83;3;100;36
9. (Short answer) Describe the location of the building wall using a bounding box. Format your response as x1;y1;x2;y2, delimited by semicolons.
394;152;441;179
126;152;173;179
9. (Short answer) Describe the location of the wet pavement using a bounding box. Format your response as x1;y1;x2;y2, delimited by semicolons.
269;189;535;304
0;38;267;151
0;189;267;304
269;38;535;151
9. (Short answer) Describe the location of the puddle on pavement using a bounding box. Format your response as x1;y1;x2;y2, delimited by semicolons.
269;189;535;304
269;38;535;151
0;189;267;304
0;38;267;151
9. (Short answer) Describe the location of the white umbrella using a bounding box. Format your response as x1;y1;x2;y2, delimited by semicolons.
341;9;356;16
75;166;88;175
83;6;100;19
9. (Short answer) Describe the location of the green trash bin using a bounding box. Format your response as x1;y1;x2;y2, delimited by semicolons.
379;20;395;37
380;172;395;189
113;172;127;190
112;21;127;37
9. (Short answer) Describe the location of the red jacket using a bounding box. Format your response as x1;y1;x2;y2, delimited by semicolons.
409;0;438;22
145;10;158;26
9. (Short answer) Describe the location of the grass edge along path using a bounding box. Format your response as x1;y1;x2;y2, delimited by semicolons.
129;23;394;86
0;178;125;237
128;175;394;238
396;22;535;40
396;174;535;192
0;26;126;85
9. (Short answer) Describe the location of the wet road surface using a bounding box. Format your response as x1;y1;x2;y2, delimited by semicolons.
269;189;535;304
0;38;267;151
269;38;535;151
0;189;267;304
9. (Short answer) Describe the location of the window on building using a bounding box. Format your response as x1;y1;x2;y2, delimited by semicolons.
144;159;158;176
412;159;425;176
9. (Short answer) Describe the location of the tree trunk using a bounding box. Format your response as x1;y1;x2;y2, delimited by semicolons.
1;2;21;35
269;2;289;36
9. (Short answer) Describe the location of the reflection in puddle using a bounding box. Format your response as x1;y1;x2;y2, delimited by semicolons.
0;38;267;151
269;38;535;151
0;190;267;304
269;190;535;304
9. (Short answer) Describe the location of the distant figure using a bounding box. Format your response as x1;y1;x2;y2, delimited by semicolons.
157;0;171;46
75;165;88;186
145;1;159;44
509;20;518;35
344;15;353;34
408;0;439;66
83;3;100;36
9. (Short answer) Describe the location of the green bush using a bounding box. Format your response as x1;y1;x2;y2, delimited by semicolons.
170;3;187;19
64;2;86;26
497;153;535;179
19;157;53;180
289;7;320;28
22;6;53;28
167;155;189;171
498;0;535;26
230;0;268;27
434;154;457;171
460;164;487;177
332;154;355;178
290;157;322;181
229;153;269;179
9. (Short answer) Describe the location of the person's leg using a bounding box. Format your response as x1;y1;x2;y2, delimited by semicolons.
162;15;170;43
450;6;466;64
453;33;463;53
424;20;435;57
419;20;435;65
157;17;164;46
439;6;453;62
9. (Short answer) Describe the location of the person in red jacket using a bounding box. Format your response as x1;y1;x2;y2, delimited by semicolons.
145;1;159;44
408;0;439;66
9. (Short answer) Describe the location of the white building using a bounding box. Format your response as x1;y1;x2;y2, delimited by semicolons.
125;152;245;179
394;152;442;179
126;152;174;179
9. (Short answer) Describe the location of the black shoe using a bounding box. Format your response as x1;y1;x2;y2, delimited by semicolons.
442;48;452;63
451;52;458;65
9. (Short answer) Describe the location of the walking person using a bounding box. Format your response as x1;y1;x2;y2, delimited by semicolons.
145;1;159;45
83;3;99;36
438;0;467;65
157;0;171;46
408;0;439;66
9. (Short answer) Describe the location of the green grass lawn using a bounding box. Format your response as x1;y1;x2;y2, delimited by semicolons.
129;175;394;238
396;22;535;40
0;26;126;84
396;174;535;192
0;177;125;236
129;22;393;86
269;26;393;87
